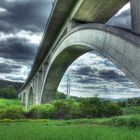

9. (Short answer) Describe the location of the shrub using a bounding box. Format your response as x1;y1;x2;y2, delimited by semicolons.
54;92;67;100
110;117;127;126
26;104;55;119
0;97;123;120
109;116;140;128
0;106;25;119
102;101;123;117
69;102;82;119
39;104;55;119
53;100;72;119
127;117;140;128
25;106;42;119
79;98;103;118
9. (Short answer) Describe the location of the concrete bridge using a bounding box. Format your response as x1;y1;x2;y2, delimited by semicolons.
18;0;140;109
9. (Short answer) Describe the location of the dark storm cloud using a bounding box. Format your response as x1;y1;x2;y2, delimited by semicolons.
0;20;16;33
0;0;53;33
77;77;100;84
0;63;22;73
0;37;37;64
98;69;125;80
5;75;26;81
59;51;140;98
73;66;97;76
71;64;126;84
0;0;53;81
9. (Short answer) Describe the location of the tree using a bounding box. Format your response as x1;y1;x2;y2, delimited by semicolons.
0;86;17;99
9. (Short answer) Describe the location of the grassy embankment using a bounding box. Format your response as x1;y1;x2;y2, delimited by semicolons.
122;106;140;115
0;99;140;139
0;118;140;140
0;98;21;107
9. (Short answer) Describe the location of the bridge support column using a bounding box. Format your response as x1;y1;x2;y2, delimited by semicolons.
130;0;140;35
42;64;47;81
34;76;38;105
36;72;43;105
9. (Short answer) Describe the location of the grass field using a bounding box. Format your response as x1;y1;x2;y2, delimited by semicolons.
0;121;140;140
0;98;140;140
0;116;139;140
0;98;21;107
123;106;140;115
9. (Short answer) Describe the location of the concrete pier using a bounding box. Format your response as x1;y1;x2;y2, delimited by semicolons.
130;0;140;34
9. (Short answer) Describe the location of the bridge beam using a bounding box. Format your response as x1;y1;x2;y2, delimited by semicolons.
130;0;140;35
73;0;129;23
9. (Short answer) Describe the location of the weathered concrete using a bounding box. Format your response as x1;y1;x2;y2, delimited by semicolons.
19;23;140;106
40;24;140;103
130;0;140;35
18;0;140;107
24;0;77;90
27;87;33;109
73;0;129;22
22;0;128;92
41;46;91;103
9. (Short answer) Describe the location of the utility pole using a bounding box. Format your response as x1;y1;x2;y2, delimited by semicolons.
66;74;71;99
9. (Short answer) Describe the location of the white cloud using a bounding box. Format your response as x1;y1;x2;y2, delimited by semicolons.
107;2;131;29
0;30;42;45
16;30;42;45
0;57;30;82
0;7;7;13
115;2;130;16
58;51;140;99
6;0;30;3
0;7;10;16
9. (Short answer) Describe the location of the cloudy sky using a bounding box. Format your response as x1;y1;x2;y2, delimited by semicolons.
0;0;140;99
0;0;53;81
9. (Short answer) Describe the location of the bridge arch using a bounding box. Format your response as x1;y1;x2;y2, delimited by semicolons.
41;24;140;103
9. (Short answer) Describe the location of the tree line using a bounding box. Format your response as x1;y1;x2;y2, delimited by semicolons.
0;86;17;99
0;97;123;120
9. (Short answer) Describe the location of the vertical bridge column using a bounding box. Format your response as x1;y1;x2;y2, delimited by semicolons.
34;76;38;105
42;64;47;83
130;0;140;35
36;72;43;105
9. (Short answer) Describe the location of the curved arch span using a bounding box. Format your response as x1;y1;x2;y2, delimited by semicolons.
41;24;140;103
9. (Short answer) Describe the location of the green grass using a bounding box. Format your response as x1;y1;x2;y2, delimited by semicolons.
0;114;140;126
0;115;139;140
0;121;140;140
0;99;140;139
0;98;21;107
123;106;140;115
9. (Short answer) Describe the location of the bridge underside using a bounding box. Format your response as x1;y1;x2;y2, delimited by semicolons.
19;23;140;108
17;0;140;109
26;0;129;89
73;0;129;23
40;24;140;104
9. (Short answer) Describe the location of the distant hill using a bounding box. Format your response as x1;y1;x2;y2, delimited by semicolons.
0;79;24;91
100;98;128;103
